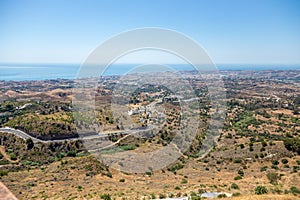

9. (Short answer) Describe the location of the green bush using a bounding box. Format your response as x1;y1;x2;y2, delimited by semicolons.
281;158;288;164
100;194;111;200
119;145;135;151
260;166;268;172
238;169;244;177
190;196;201;200
271;165;279;170
0;160;9;165
167;163;184;172
106;172;112;178
145;171;152;176
0;171;8;177
283;137;300;155
168;193;174;198
255;186;268;195
232;192;241;196
181;178;188;184
272;160;279;165
234;175;242;180
119;179;125;182
66;151;76;157
231;183;239;190
174;186;181;190
10;153;17;161
150;193;156;199
217;194;227;198
267;172;280;185
293;166;299;173
290;186;300;195
234;159;242;163
77;185;82;191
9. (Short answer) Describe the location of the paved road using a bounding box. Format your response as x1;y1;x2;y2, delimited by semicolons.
0;127;44;143
0;126;154;144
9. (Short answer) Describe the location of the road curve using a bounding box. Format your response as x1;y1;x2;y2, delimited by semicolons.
0;126;155;144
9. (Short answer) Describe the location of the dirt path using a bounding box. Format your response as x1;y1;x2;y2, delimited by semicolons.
0;146;19;163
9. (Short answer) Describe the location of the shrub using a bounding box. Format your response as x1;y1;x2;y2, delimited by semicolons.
77;185;82;191
119;145;135;151
190;191;197;197
255;186;268;195
290;186;300;195
293;166;299;173
26;138;34;150
261;141;268;147
0;160;9;165
272;160;279;165
231;183;239;190
150;193;156;199
234;175;242;180
100;194;111;200
281;158;288;164
119;179;125;182
217;194;227;198
271;165;279;170
267;172;280;185
159;193;166;199
145;171;152;176
106;172;112;178
181;178;188;184
174;186;181;190
167;163;184;173
10;153;17;161
238;169;244;177
234;159;242;163
67;151;76;157
168;193;174;198
260;166;268;172
283;137;300;155
232;192;241;196
190;196;201;200
0;171;8;177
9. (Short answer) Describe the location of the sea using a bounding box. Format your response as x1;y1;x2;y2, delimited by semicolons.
0;63;299;81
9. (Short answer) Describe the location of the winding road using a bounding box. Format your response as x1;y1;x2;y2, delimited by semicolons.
0;126;155;144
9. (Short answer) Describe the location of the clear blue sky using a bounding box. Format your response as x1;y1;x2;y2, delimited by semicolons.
0;0;299;64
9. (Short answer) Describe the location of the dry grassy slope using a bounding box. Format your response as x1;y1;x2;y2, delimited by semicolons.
224;194;298;200
2;149;299;200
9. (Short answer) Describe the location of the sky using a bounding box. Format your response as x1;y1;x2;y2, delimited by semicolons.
0;0;300;64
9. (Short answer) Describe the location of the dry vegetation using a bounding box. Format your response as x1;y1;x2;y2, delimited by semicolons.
0;70;299;199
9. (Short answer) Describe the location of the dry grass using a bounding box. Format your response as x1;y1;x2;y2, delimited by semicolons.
225;194;298;200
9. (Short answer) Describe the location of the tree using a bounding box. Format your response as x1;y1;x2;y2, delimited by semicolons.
281;158;288;164
284;137;300;155
26;138;34;150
